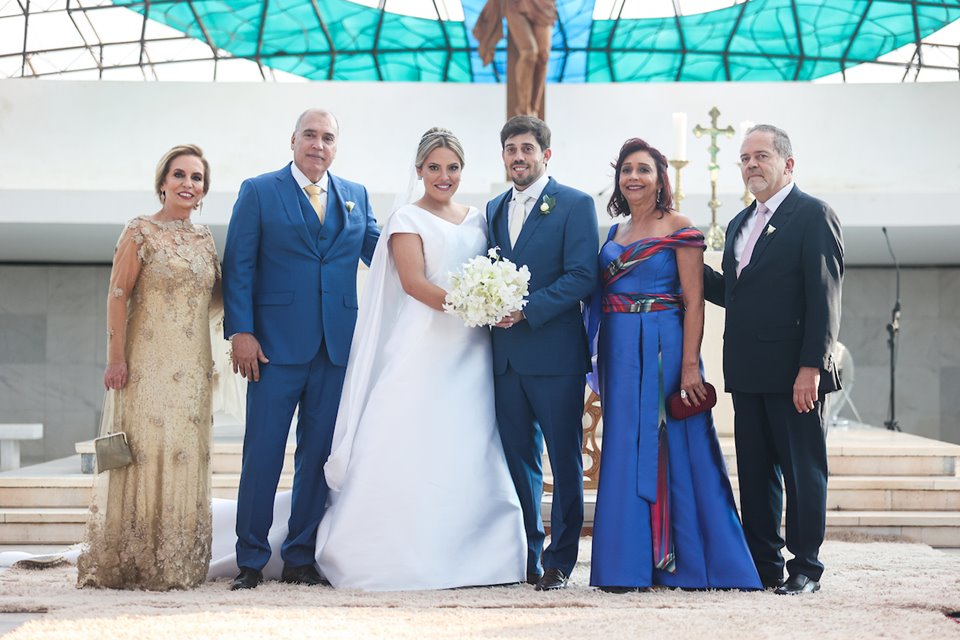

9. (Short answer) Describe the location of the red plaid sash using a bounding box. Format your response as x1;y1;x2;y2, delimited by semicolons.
602;227;706;288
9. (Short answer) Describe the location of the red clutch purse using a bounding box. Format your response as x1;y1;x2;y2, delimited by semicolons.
667;382;717;420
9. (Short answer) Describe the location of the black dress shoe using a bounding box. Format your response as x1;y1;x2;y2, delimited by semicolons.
775;574;820;595
761;576;784;590
598;586;639;594
280;563;328;586
535;568;568;591
230;567;263;590
526;571;542;585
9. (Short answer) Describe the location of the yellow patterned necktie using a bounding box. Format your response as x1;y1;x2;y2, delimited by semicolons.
304;184;325;225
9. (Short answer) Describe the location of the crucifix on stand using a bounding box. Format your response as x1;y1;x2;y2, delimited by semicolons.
694;107;735;251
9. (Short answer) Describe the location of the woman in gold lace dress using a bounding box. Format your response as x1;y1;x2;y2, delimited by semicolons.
77;144;221;590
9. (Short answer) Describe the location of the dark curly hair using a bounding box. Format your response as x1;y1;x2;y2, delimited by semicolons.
607;138;673;218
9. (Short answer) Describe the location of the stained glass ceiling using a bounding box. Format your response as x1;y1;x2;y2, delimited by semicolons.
1;0;958;82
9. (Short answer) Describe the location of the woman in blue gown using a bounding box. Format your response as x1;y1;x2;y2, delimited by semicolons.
587;138;761;592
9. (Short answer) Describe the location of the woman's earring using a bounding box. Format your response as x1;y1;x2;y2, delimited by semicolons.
160;190;166;203
656;189;662;205
195;200;203;213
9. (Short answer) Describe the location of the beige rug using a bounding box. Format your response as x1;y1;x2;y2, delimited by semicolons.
1;539;959;639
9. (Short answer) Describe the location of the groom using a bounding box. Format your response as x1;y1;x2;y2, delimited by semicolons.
222;108;380;589
487;115;599;591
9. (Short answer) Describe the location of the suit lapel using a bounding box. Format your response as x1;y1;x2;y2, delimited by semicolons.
741;186;801;276
326;173;351;256
276;165;321;258
489;189;512;257
511;177;555;257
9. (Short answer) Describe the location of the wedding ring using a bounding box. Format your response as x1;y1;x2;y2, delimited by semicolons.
680;389;688;400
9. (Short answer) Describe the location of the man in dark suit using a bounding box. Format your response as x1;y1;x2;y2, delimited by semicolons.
704;124;843;595
486;115;599;591
223;108;380;590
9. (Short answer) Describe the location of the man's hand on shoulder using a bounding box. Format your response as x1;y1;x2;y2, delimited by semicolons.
793;366;820;414
231;333;269;382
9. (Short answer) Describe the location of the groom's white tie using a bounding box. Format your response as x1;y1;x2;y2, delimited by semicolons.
509;193;531;248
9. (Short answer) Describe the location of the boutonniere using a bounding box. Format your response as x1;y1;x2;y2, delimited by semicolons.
539;195;556;215
345;201;356;212
765;224;776;236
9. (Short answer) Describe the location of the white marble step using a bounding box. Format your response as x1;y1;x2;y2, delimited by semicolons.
72;428;960;478
6;429;959;546
4;473;960;510
3;504;959;546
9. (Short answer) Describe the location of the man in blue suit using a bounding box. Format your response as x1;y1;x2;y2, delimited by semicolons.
222;108;380;590
487;116;599;591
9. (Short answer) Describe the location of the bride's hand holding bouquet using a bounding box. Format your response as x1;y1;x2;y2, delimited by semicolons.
443;247;530;328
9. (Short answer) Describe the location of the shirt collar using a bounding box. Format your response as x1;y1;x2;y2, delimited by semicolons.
757;180;794;216
290;162;329;192
512;173;550;204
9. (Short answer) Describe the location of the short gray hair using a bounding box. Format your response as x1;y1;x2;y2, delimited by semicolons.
747;124;793;159
414;127;465;169
293;108;339;134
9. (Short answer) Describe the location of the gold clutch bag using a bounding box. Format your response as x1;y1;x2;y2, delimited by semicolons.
95;432;133;472
95;390;133;472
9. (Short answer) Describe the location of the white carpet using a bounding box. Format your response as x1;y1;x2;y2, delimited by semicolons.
1;539;959;639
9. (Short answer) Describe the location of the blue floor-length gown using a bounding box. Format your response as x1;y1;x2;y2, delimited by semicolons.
588;226;761;590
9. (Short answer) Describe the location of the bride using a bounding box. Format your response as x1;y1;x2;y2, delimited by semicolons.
205;128;525;589
313;127;525;590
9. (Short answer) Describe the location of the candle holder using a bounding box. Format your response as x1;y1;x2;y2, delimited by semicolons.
736;162;755;207
668;159;689;212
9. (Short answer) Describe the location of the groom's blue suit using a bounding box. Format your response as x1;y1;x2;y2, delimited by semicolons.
223;163;379;570
486;177;599;578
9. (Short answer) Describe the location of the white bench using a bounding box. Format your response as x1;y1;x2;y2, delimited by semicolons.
0;423;43;471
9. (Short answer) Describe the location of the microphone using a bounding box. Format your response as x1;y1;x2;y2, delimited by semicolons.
881;227;902;318
881;226;901;432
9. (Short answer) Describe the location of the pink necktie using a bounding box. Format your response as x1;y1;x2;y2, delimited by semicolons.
737;202;770;276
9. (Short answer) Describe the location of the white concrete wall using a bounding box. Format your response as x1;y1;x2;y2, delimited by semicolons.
1;79;958;222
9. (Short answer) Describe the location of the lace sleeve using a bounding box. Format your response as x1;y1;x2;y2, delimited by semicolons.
205;230;223;320
105;221;145;364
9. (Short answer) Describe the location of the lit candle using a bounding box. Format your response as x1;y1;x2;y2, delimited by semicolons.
672;112;687;161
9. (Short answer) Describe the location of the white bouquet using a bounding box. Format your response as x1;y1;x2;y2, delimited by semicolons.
444;248;531;327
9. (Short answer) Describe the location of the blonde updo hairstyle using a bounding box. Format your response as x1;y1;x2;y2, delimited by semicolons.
414;127;465;169
154;144;211;203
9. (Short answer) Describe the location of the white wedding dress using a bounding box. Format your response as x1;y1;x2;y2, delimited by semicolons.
206;204;526;590
315;204;525;590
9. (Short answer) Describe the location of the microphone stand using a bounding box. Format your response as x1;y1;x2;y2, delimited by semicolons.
881;227;901;432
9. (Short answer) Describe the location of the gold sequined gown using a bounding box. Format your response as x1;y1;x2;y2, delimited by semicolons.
78;216;220;590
